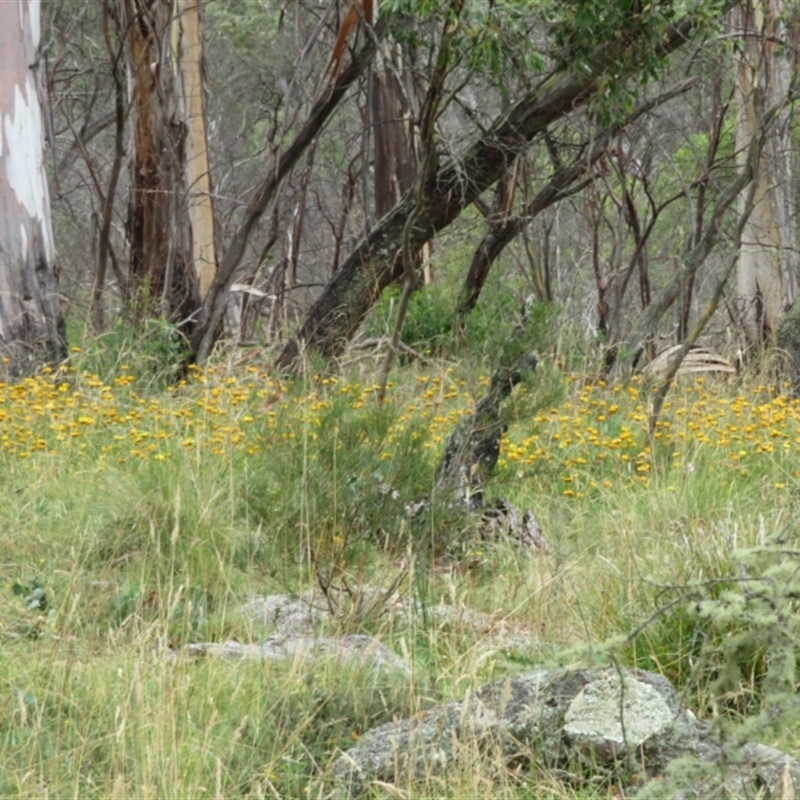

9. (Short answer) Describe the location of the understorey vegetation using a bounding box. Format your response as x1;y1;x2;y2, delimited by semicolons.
1;328;800;797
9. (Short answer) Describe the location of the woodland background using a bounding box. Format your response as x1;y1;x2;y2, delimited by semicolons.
17;0;796;378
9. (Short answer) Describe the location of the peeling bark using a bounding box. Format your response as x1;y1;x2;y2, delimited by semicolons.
372;38;417;222
124;0;183;317
0;0;66;375
122;0;215;325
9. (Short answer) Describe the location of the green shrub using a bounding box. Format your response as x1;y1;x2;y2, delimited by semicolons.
367;279;559;367
243;387;437;560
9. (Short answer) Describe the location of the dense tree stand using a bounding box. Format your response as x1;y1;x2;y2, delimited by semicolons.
276;17;698;373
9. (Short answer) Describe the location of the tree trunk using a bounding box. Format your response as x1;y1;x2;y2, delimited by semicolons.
679;74;726;342
372;38;417;222
276;18;699;371
175;0;216;302
122;0;215;325
0;0;66;375
456;163;522;317
281;146;316;333
371;36;433;284
734;0;797;348
92;0;127;332
124;0;183;318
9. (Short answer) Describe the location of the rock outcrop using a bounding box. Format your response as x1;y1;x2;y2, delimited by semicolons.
241;589;536;650
330;666;800;799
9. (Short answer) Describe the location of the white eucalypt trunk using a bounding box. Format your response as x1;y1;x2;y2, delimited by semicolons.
0;0;66;375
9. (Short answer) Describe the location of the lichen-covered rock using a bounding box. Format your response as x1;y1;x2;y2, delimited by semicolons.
239;593;331;634
240;590;407;634
661;741;800;800
563;671;699;771
240;591;537;650
331;665;800;799
330;667;701;797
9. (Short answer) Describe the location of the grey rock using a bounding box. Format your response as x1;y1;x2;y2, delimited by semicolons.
563;671;699;771
331;665;800;799
240;589;407;635
240;591;538;651
727;742;800;798
664;741;800;799
331;667;699;797
240;593;330;634
425;603;538;650
177;633;410;675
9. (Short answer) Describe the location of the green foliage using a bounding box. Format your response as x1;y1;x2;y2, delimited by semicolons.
243;386;436;559
370;283;454;356
630;533;800;797
8;578;51;640
368;275;557;366
71;318;189;387
549;0;725;124
693;538;800;722
0;650;417;800
11;578;48;613
610;511;800;729
551;0;680;64
383;0;545;92
205;0;280;64
109;582;211;643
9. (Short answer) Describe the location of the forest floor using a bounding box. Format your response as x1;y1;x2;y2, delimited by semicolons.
1;340;799;798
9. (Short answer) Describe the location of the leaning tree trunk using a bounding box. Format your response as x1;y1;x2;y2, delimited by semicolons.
453;78;694;331
0;0;66;376
276;16;701;372
734;0;797;348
